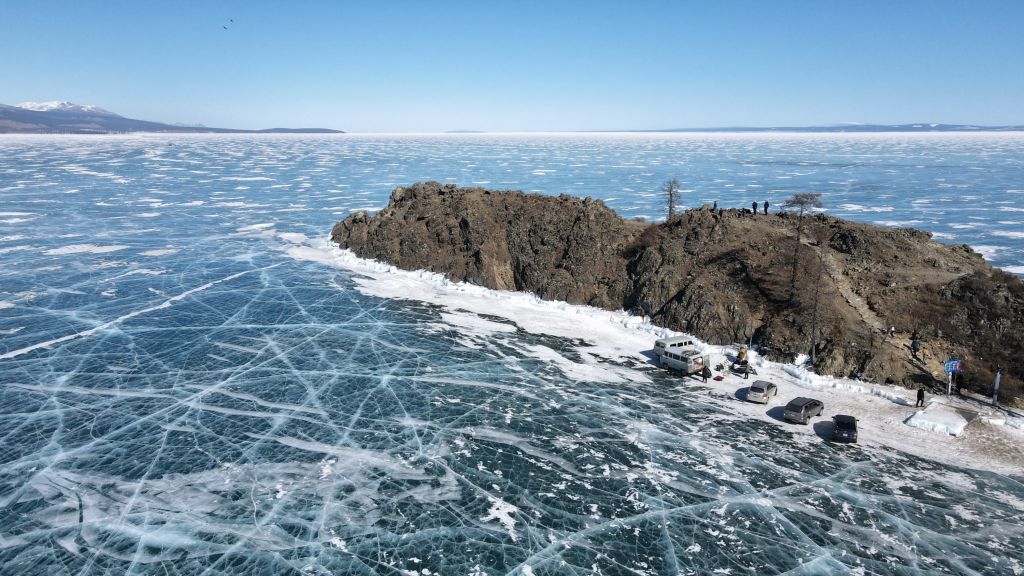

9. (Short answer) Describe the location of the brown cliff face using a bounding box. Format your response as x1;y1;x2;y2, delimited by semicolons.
331;183;643;308
332;182;1023;404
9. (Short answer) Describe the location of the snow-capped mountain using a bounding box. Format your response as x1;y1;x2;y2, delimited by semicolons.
0;101;342;134
17;101;118;116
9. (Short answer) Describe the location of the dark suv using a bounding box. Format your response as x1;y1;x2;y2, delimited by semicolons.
831;415;858;443
783;397;824;424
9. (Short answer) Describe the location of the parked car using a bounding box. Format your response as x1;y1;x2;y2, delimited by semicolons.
783;397;824;424
747;380;778;404
831;415;858;443
653;336;697;358
660;349;709;376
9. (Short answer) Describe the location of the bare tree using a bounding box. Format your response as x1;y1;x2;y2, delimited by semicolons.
782;192;823;236
781;192;823;301
662;178;681;219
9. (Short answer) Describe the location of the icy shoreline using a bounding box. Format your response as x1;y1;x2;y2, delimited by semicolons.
285;236;1024;477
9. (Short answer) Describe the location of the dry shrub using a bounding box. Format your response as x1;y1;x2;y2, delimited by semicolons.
622;223;664;258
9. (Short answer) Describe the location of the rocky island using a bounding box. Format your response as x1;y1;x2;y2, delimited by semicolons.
332;182;1023;405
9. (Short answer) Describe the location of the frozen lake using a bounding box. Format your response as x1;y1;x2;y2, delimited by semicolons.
1;133;1022;574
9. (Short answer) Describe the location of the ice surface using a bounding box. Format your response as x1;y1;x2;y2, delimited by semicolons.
1;134;1023;575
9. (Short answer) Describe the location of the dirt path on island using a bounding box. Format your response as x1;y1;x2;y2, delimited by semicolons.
805;239;971;382
813;245;886;333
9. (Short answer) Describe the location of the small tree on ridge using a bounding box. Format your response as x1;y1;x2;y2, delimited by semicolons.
782;192;824;302
662;178;681;219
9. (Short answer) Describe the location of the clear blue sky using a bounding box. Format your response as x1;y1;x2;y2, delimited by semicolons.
4;1;1022;131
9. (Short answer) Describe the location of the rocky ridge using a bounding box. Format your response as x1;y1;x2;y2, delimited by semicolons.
332;182;1024;405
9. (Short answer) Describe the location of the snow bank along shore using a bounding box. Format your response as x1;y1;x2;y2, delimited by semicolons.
282;234;1024;476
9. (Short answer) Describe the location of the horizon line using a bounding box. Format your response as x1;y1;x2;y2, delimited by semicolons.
4;129;1024;137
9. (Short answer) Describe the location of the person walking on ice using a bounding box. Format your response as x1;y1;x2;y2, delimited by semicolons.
916;387;926;407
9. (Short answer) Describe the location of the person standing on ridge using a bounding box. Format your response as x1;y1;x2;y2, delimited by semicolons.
763;200;769;215
916;387;926;407
751;200;758;215
911;337;922;360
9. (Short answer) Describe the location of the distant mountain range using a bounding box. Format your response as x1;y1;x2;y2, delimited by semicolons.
0;101;342;134
2;102;1019;134
646;123;1024;133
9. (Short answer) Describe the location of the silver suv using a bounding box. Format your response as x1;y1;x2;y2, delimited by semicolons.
747;380;778;404
783;397;824;424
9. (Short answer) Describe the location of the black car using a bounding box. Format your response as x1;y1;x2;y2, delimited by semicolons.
831;415;858;443
782;397;824;424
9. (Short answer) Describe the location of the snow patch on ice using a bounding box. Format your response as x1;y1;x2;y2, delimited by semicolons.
328;536;348;551
838;203;894;213
991;230;1024;239
873;219;923;227
519;343;628;384
140;248;180;256
439;310;517;336
237;222;275;233
481;496;519;541
116;268;166;278
44;244;128;255
971;245;1004;259
277;232;308;244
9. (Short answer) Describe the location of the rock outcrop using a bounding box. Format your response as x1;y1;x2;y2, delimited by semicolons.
332;182;1024;405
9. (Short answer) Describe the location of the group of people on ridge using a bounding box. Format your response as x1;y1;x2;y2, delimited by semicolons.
710;201;770;215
